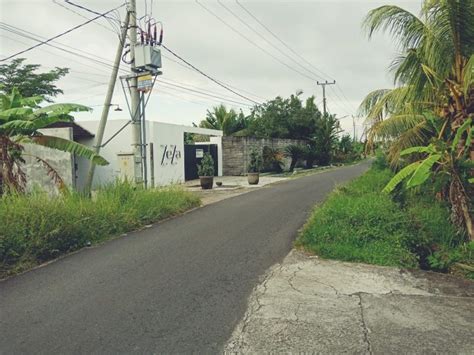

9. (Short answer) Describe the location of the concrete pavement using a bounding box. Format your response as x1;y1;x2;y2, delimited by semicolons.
225;250;474;354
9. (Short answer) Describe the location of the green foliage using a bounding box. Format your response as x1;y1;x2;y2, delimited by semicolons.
297;168;418;267
262;146;284;172
197;153;215;177
297;166;473;274
0;88;107;192
0;182;200;277
248;94;322;139
248;148;263;173
198;105;250;136
313;114;341;165
284;144;306;172
0;58;69;102
359;0;474;238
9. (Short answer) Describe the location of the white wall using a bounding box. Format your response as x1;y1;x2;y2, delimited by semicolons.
76;120;222;190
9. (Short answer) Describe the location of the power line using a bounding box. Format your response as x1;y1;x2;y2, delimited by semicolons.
235;0;333;81
234;0;357;113
47;1;264;106
162;44;261;105
0;24;259;108
218;0;326;81
0;3;125;62
195;0;318;82
51;0;122;36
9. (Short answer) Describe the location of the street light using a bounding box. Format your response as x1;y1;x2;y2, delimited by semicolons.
109;104;123;111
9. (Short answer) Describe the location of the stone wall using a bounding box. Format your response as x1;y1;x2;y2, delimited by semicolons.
222;136;306;175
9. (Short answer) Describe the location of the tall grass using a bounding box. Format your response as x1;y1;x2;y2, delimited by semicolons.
296;165;473;277
0;182;200;277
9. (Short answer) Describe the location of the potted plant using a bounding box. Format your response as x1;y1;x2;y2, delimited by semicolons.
197;153;215;189
247;148;263;185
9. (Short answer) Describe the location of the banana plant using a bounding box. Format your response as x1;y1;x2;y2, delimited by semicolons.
0;88;108;193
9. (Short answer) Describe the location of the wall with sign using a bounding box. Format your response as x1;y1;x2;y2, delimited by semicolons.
75;119;223;190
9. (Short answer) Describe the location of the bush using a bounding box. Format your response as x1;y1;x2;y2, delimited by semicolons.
297;166;473;276
197;153;214;176
248;148;263;173
0;182;200;277
262;146;284;172
297;168;418;267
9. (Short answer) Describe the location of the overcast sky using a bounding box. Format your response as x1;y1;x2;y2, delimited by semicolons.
0;0;421;137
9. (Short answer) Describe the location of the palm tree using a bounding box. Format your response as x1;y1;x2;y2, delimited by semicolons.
359;0;474;239
199;104;240;136
0;88;108;193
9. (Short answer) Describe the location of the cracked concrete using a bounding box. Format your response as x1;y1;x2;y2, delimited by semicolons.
225;250;474;354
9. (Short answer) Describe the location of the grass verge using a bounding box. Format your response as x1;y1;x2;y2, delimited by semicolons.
0;182;200;278
296;166;473;279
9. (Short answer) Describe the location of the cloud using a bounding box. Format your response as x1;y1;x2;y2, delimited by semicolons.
1;0;420;137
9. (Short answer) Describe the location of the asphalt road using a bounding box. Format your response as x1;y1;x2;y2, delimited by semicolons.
1;162;370;354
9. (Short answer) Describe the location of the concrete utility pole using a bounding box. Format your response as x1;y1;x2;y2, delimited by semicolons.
128;0;143;185
84;10;130;194
316;80;336;116
352;115;356;141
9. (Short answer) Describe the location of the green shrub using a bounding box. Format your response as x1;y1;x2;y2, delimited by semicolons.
0;182;200;277
297;166;473;275
297;171;419;267
197;153;215;176
248;148;263;173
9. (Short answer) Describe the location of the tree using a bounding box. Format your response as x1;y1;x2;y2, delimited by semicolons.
0;59;69;102
359;0;474;239
313;114;341;165
0;88;108;193
199;104;244;136
248;93;322;139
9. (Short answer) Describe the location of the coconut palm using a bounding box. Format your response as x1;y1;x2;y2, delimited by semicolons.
359;0;474;239
0;88;108;193
198;104;239;136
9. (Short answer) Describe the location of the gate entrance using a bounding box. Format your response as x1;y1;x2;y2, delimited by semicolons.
184;144;218;180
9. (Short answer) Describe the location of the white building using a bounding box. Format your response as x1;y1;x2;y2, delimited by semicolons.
28;120;223;192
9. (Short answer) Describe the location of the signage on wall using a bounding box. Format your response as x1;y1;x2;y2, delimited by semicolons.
195;149;204;158
161;144;181;166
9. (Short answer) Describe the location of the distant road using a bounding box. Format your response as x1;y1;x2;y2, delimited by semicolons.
1;161;370;353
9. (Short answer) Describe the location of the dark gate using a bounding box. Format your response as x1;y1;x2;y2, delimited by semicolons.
184;144;218;180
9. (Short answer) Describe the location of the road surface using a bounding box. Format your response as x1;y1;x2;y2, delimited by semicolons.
1;162;369;353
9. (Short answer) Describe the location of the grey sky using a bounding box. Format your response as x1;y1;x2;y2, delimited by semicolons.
0;0;421;136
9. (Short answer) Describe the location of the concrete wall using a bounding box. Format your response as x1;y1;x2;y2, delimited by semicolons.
23;127;75;194
76;120;222;190
222;136;307;176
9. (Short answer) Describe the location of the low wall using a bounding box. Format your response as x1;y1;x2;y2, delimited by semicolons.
222;136;306;175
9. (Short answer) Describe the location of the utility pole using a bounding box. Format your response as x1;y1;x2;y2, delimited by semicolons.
129;0;143;186
317;80;336;116
84;10;130;194
352;115;356;141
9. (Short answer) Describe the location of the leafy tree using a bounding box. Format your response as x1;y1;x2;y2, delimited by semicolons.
0;88;108;193
0;58;69;102
248;93;322;139
198;104;249;136
313;114;341;165
359;0;474;239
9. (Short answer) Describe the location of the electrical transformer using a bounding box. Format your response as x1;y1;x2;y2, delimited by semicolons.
134;44;162;72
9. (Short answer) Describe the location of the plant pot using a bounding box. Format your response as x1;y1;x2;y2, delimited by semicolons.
247;172;260;185
199;176;214;189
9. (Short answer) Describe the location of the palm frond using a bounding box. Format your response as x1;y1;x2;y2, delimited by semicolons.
30;135;108;166
363;5;426;49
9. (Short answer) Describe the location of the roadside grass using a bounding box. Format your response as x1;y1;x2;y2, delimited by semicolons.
296;166;473;278
0;182;200;278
